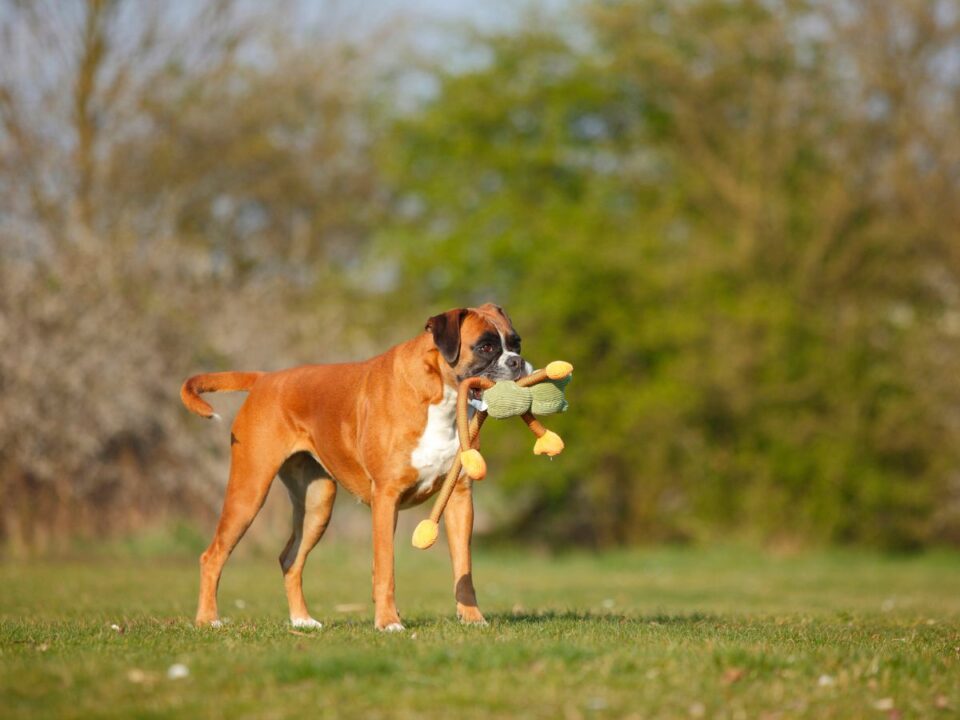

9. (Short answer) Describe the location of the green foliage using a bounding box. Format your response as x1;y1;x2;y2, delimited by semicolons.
377;1;960;548
5;0;960;551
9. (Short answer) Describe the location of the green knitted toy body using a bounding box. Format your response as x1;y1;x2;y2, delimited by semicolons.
483;376;570;419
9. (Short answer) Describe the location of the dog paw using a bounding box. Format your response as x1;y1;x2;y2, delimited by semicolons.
457;615;490;627
208;619;224;629
379;622;406;633
457;609;488;626
290;616;323;630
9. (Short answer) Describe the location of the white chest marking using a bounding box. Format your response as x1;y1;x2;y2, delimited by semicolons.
410;386;460;492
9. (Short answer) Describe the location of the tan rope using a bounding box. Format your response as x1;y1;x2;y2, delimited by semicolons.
412;362;572;548
521;412;547;438
429;410;486;524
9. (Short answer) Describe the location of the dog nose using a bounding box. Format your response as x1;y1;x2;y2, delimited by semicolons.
505;355;522;371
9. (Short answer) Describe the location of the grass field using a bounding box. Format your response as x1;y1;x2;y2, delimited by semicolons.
2;541;959;719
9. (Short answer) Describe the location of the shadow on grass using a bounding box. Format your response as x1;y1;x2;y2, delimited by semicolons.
484;610;718;626
284;610;722;638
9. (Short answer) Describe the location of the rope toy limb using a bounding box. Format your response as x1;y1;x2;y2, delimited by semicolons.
411;361;573;550
522;412;565;456
411;405;487;550
458;377;495;480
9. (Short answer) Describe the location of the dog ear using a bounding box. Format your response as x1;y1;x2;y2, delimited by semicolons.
425;308;468;365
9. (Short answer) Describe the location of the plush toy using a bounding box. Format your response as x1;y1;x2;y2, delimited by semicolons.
411;361;573;550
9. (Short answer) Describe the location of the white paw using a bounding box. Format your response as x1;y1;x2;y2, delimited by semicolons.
459;617;489;627
380;622;405;633
290;617;323;630
209;619;223;629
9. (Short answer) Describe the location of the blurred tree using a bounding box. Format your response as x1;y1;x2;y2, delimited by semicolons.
377;0;960;548
4;0;960;552
0;0;389;551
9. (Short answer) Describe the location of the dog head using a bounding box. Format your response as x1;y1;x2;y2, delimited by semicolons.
425;303;529;383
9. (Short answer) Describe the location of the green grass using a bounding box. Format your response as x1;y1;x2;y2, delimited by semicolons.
2;542;959;719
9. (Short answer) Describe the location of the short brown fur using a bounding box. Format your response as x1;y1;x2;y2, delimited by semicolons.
181;303;520;630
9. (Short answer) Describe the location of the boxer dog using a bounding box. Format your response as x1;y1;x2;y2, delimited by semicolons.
180;303;527;631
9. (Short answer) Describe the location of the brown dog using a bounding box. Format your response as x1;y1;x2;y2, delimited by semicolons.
180;304;528;631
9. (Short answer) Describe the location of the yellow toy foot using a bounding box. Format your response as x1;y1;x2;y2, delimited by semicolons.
545;361;573;380
460;449;487;480
412;519;439;549
533;430;564;456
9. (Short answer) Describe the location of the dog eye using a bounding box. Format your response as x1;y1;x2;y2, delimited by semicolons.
479;343;495;354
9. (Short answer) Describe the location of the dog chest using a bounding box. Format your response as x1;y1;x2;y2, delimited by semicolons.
410;386;460;491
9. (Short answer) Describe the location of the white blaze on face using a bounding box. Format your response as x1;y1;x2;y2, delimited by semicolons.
496;330;522;375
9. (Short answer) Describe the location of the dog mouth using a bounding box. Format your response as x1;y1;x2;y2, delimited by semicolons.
460;370;518;401
480;368;524;385
459;355;527;392
467;369;514;403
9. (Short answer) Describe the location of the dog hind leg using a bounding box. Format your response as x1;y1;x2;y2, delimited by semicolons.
279;454;336;629
195;438;282;627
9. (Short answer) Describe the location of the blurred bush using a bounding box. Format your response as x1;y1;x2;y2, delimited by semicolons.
0;0;386;552
3;0;960;552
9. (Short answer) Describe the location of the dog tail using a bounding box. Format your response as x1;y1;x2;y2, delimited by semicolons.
180;371;265;419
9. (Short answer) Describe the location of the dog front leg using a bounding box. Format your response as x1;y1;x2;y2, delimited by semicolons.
444;479;486;624
371;489;403;631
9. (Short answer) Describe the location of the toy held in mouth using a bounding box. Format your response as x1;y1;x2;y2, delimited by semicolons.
411;361;573;550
